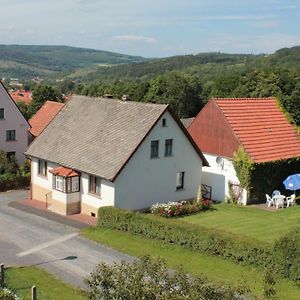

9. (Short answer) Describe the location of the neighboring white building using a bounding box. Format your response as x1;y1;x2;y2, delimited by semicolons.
25;95;208;217
0;81;30;163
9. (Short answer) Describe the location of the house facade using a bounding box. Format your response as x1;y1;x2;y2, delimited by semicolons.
0;81;30;163
187;97;300;204
26;95;208;217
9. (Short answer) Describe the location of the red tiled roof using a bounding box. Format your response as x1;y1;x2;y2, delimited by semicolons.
49;166;79;177
10;90;32;105
29;101;64;137
214;97;300;163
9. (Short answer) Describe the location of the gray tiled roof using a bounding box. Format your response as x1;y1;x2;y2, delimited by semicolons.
180;117;195;129
26;95;168;181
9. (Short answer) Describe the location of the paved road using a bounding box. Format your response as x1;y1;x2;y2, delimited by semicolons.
0;190;133;288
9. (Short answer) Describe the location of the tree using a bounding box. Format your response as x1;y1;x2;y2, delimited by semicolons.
29;84;63;116
144;72;204;118
85;256;250;300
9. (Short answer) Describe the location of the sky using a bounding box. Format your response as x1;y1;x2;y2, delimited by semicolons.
1;0;300;57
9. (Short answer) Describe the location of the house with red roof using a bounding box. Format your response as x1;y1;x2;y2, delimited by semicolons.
186;97;300;203
29;100;64;139
10;90;32;106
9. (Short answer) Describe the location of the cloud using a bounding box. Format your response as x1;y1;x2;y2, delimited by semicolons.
253;20;278;29
112;35;156;44
25;29;35;35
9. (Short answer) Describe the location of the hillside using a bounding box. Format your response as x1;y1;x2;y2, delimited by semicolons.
0;45;147;79
67;46;300;83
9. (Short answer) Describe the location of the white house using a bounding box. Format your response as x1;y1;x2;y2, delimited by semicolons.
25;95;208;217
0;81;30;163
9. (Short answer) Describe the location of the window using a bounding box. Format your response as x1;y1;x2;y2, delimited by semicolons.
6;130;16;141
150;140;159;158
38;159;47;176
55;176;64;191
164;139;173;157
89;175;101;195
162;118;167;127
53;175;80;193
0;108;4;119
176;171;185;190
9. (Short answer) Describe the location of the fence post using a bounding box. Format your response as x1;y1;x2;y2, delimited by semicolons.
31;285;37;300
0;264;4;287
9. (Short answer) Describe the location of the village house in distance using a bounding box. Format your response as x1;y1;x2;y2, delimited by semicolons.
0;81;30;163
25;95;208;217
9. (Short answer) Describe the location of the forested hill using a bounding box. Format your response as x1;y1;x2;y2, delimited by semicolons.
67;46;300;82
0;45;147;79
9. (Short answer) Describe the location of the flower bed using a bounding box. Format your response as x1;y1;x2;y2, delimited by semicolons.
150;199;211;218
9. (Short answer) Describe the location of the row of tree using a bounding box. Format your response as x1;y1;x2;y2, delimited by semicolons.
74;67;300;124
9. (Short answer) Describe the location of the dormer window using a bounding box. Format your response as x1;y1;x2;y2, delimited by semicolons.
162;118;167;127
0;108;4;119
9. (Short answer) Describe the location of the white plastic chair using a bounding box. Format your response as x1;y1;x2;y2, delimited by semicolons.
265;194;274;207
286;194;296;207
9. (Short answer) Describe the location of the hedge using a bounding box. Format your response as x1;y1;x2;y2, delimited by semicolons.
97;207;274;268
0;173;30;192
98;207;300;282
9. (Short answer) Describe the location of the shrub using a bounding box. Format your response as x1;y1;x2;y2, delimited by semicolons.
0;288;20;300
0;173;30;192
85;255;252;300
97;207;273;269
150;201;203;217
273;223;300;282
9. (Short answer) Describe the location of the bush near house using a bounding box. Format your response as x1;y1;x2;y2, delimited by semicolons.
150;199;211;218
97;207;300;283
233;147;300;200
0;150;30;192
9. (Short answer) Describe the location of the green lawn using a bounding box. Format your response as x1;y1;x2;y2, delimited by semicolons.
5;266;86;300
177;203;300;243
81;227;300;300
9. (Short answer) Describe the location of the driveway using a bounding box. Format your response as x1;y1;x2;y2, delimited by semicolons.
0;190;134;288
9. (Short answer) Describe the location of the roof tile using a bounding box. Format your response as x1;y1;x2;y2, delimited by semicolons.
214;97;300;162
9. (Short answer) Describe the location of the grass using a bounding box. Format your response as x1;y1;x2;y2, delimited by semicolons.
5;266;86;300
81;226;300;300
177;203;300;243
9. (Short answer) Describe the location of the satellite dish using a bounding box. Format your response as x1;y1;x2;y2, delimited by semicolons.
216;156;224;170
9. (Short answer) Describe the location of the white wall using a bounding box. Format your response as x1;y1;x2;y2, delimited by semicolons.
114;111;203;210
31;158;115;210
31;158;57;190
0;84;29;163
81;172;115;208
202;153;247;204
